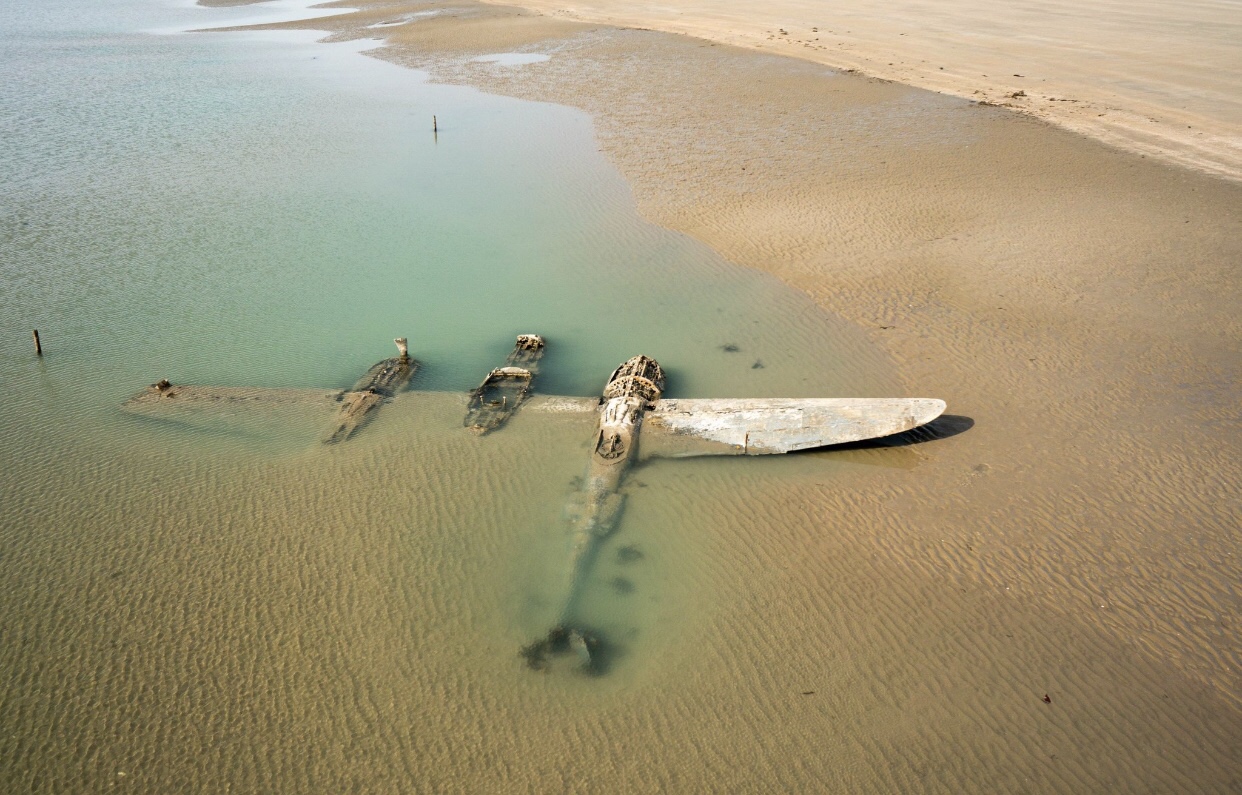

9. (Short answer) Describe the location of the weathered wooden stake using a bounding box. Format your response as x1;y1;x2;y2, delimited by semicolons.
433;115;438;133
32;329;42;356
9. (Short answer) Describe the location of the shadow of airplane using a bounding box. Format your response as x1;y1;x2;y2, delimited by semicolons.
790;414;973;470
822;414;975;450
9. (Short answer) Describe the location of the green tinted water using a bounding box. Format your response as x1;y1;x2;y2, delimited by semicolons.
0;2;903;789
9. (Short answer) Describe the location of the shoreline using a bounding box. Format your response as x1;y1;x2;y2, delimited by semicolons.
208;0;1242;707
478;0;1242;184
194;0;1242;783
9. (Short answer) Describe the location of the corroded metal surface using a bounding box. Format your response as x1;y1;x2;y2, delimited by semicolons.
463;367;533;434
322;343;418;444
463;335;546;435
522;356;664;673
122;338;418;444
506;334;545;370
602;353;664;403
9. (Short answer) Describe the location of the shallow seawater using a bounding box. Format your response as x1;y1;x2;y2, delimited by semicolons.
5;2;1241;792
0;0;917;789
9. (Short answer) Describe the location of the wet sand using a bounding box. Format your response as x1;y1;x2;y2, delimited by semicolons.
131;0;1242;789
478;0;1242;182
5;403;1238;792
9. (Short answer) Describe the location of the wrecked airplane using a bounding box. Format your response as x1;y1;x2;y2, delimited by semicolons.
516;354;945;673
464;334;545;434
122;336;946;674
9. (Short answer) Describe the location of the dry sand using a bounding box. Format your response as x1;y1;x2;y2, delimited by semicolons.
191;0;1242;790
479;0;1242;182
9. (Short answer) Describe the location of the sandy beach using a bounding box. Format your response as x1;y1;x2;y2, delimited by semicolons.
477;0;1242;182
185;0;1242;789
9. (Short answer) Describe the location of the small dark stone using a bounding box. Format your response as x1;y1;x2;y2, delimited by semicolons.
801;691;816;695
751;360;764;369
611;576;635;595
720;343;740;353
1042;693;1052;703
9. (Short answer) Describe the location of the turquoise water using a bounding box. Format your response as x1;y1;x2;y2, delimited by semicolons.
1;0;890;427
0;2;903;790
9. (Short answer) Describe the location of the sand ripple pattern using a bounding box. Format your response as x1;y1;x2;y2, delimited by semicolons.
2;3;1240;791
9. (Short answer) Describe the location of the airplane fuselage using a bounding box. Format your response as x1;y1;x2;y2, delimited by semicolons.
521;356;667;672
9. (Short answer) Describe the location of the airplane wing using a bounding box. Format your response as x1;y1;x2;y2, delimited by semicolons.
119;383;591;441
121;384;345;438
639;397;947;458
522;395;601;414
122;385;944;455
123;385;341;411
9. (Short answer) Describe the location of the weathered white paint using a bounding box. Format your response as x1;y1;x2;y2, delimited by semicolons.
644;397;946;456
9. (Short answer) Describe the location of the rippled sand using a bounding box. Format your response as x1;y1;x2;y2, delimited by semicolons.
2;0;1238;791
3;393;1238;792
477;0;1242;182
243;0;1240;787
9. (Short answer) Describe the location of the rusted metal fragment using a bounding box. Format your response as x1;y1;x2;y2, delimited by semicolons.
524;356;666;673
463;367;533;434
505;334;545;371
642;397;947;457
463;335;545;434
602;353;664;402
323;352;419;444
346;352;417;396
124;338;419;444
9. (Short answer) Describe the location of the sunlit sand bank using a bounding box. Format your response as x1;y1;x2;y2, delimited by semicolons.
479;0;1242;183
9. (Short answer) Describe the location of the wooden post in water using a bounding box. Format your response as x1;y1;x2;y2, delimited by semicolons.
32;329;42;356
433;115;438;133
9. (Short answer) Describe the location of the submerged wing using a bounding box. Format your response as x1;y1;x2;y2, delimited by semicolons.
122;351;425;443
123;384;341;412
522;395;601;414
641;398;947;458
121;384;343;438
120;383;595;441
